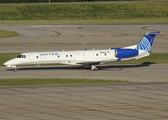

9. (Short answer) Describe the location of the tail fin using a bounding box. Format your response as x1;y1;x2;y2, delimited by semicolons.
135;31;160;51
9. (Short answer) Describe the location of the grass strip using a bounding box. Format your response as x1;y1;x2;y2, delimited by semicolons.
1;53;168;66
1;18;168;24
0;29;19;38
0;78;127;86
0;53;20;66
0;2;168;24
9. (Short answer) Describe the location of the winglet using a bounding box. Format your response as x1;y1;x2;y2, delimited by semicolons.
135;31;160;51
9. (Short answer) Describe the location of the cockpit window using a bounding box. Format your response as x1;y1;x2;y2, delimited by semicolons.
22;55;26;58
17;55;22;58
17;55;26;58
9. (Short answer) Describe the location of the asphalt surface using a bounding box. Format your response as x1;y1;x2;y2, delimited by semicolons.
0;24;168;82
0;83;168;120
0;24;168;120
1;63;168;82
0;24;168;53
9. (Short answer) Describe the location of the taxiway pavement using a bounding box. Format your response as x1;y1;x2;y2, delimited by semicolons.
0;24;168;82
0;24;168;120
0;24;168;53
0;83;168;120
1;63;168;82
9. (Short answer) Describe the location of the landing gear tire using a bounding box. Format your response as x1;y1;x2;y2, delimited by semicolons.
14;68;17;72
91;65;98;71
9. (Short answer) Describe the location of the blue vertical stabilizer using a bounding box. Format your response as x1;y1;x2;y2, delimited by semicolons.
135;31;160;51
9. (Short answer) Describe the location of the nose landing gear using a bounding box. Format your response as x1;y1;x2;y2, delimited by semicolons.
10;65;17;72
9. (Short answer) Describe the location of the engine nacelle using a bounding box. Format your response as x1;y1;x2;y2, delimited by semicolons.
114;48;138;61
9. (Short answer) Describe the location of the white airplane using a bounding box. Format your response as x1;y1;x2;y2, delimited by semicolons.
4;31;160;72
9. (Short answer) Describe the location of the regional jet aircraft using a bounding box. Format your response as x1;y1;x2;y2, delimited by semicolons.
4;31;160;71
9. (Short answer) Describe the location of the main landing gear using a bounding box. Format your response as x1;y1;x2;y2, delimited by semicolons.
91;65;98;71
84;65;98;71
14;68;17;72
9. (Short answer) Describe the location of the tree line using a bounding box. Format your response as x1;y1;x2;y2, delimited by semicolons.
0;0;146;3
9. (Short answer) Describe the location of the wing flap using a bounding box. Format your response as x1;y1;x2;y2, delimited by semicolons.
76;60;107;65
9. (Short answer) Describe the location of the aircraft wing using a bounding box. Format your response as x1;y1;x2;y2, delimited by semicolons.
76;60;109;65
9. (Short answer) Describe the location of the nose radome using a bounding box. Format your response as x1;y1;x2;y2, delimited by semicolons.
3;59;14;66
3;61;12;68
4;61;9;66
4;58;21;67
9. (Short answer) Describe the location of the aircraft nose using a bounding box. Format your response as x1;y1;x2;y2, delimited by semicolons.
4;62;7;65
4;61;9;66
4;58;21;67
4;61;12;66
3;59;15;66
